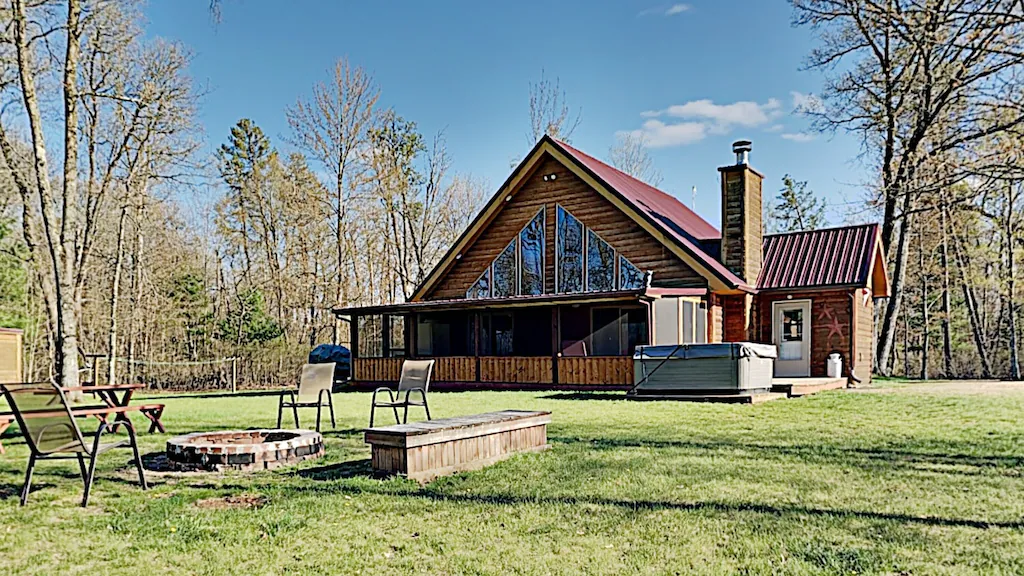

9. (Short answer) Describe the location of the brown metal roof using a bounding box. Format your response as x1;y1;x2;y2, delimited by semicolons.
758;224;883;291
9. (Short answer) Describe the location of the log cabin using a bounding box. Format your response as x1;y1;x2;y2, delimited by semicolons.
334;136;889;391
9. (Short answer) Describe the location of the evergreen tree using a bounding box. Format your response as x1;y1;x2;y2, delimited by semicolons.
770;174;826;233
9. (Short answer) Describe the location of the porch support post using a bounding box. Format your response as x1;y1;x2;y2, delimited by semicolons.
407;313;417;358
381;315;392;358
350;315;359;359
551;306;559;386
473;312;481;383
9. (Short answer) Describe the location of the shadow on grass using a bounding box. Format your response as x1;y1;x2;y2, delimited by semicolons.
296;458;373;481
540;392;628;401
550;435;1024;476
0;482;56;500
397;489;1024;530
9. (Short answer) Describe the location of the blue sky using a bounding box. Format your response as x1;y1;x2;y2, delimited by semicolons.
144;0;872;228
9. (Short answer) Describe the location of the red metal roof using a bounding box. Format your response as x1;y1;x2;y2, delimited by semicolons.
551;138;750;290
758;224;881;290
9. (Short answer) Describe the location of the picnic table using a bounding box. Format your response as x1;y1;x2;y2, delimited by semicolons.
0;383;165;454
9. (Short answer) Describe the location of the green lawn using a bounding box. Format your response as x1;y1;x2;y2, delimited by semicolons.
2;384;1023;575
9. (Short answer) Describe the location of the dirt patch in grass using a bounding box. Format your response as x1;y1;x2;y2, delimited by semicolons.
195;495;267;510
853;379;1024;396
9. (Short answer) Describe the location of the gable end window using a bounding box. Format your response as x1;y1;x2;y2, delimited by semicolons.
465;207;546;299
556;205;646;295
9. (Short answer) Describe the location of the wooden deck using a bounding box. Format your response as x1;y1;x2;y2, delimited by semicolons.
771;377;847;397
364;410;551;482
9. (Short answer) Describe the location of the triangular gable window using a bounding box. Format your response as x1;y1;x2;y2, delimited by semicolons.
466;207;546;299
556;205;645;294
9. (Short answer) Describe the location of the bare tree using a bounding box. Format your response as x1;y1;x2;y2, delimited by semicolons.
286;58;378;341
528;69;581;144
793;0;1024;375
609;132;662;187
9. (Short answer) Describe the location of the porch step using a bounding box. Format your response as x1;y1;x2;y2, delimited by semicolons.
771;377;847;397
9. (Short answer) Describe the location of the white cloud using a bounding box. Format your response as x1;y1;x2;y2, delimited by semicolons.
790;91;824;114
621;120;707;148
638;3;691;17
766;124;785;133
643;98;783;131
781;132;817;142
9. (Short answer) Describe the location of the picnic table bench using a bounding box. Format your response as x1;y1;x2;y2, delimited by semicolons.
0;383;165;454
364;410;551;482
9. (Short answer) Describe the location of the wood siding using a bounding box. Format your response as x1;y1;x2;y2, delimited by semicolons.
853;289;874;384
426;154;707;300
756;289;861;379
558;356;633;386
722;294;754;342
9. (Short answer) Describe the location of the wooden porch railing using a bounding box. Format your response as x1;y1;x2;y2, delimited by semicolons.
558;356;634;386
353;358;404;382
479;357;552;383
352;355;633;386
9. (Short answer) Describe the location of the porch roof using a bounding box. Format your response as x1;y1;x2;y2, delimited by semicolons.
332;287;708;316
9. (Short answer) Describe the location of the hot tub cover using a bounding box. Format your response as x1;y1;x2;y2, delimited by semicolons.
634;342;778;360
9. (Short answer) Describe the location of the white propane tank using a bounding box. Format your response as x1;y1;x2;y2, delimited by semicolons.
827;353;842;378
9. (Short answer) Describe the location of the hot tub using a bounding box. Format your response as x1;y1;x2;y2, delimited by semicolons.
630;342;777;396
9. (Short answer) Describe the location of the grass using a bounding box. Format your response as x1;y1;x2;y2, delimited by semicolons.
2;384;1024;575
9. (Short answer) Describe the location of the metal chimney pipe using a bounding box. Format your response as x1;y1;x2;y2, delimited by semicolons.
732;140;752;165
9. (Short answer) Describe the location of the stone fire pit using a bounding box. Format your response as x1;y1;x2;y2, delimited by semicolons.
166;429;324;472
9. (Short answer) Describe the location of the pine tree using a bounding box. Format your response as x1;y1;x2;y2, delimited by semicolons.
771;174;826;232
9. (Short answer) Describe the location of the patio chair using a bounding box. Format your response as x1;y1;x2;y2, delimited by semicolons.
277;363;336;432
369;359;434;427
0;381;147;507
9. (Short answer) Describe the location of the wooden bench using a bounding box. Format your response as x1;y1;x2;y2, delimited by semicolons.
364;410;551;482
0;403;165;455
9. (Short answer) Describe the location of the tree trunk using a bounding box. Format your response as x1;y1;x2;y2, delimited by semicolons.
1007;183;1021;380
940;207;954;377
106;206;128;387
876;197;913;375
950;220;994;378
919;229;929;380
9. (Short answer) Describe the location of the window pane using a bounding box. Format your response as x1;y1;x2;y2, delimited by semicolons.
492;239;517;297
619;255;645;290
358;315;382;358
592;308;621;355
625;308;649;355
556;206;583;293
491;313;514;356
466;268;490;299
519;209;544;295
682;301;694;344
586;229;616;292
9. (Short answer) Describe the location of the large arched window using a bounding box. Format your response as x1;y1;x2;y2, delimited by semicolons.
556;205;645;294
466;207;546;299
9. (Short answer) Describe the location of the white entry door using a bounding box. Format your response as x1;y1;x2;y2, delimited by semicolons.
773;300;811;377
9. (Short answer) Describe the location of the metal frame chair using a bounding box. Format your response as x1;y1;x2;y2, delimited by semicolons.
370;359;434;427
277;363;336;432
0;381;147;507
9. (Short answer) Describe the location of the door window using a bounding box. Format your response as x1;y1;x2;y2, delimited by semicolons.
779;307;804;361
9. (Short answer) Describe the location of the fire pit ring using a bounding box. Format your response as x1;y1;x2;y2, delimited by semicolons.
166;429;324;472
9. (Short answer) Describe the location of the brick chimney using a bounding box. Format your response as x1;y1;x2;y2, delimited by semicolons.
718;140;763;285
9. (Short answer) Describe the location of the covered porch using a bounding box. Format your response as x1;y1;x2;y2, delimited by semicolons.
335;289;711;390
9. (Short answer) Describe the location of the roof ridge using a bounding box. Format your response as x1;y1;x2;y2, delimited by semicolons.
763;222;877;239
